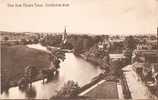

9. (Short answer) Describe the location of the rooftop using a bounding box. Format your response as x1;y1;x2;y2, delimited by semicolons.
109;54;125;59
79;80;119;99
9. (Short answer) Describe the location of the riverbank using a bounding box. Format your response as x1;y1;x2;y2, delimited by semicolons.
1;52;102;99
51;72;106;99
80;54;100;65
1;44;52;92
51;69;122;99
80;54;109;70
77;49;133;99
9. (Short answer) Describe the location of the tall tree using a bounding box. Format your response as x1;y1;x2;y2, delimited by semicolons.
4;36;9;41
124;36;137;50
54;80;80;98
24;66;38;87
123;36;137;64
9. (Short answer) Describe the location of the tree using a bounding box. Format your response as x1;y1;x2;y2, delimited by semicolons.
54;80;80;98
40;35;62;47
124;36;137;50
50;49;65;69
4;36;9;41
93;35;103;43
150;35;157;40
54;50;65;61
123;48;133;64
62;42;73;50
123;36;137;64
21;38;28;45
33;38;39;44
73;38;83;54
110;59;123;78
82;37;94;51
24;66;38;87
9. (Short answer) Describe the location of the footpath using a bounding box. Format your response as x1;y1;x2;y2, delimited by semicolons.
122;65;158;99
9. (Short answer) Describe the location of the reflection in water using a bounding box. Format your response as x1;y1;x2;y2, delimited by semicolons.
3;90;9;97
53;70;60;80
25;87;37;99
43;70;60;84
59;53;102;86
1;53;102;99
19;86;28;93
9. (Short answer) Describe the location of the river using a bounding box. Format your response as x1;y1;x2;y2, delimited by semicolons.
1;45;102;99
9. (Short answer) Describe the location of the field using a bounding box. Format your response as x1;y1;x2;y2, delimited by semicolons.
1;45;51;89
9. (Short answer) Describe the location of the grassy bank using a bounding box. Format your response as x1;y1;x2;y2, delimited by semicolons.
1;45;52;91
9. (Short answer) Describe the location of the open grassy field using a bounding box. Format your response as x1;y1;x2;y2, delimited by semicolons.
1;45;51;89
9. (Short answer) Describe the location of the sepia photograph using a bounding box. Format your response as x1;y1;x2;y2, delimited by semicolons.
0;0;158;99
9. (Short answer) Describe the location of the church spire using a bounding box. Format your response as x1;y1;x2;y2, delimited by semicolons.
62;26;67;44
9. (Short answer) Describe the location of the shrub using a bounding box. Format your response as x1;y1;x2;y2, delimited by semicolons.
54;80;80;98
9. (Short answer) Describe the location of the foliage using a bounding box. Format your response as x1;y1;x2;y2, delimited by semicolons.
40;34;103;55
61;42;73;49
150;35;157;40
32;38;39;44
4;36;9;41
48;48;66;68
93;35;104;43
1;45;51;92
54;50;66;61
40;35;62;47
123;36;138;64
124;36;137;50
24;66;38;81
55;80;80;98
95;49;106;58
73;38;84;54
110;41;124;53
67;35;102;54
51;50;65;68
110;59;124;78
123;48;133;64
21;38;28;45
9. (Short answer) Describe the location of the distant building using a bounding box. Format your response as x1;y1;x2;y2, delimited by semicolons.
136;40;157;50
98;35;110;50
136;44;152;50
132;50;158;73
109;54;126;61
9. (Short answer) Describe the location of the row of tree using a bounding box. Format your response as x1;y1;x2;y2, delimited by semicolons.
66;35;104;55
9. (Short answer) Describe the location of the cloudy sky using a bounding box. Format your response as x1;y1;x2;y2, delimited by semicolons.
0;0;158;35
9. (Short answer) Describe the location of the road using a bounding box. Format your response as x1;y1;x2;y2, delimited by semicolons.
123;65;157;99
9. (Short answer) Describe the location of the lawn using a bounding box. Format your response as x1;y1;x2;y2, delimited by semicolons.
1;45;52;90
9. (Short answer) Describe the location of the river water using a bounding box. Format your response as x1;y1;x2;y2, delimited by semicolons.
1;45;102;99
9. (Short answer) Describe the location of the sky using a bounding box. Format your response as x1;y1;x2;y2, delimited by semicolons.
0;0;158;35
